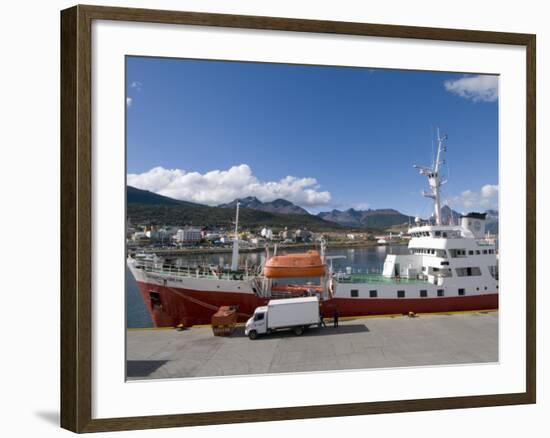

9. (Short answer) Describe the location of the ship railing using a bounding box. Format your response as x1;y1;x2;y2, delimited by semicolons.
136;262;253;281
336;272;429;285
476;240;495;247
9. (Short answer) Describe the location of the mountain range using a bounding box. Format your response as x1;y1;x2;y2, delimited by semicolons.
218;196;309;215
127;186;343;231
485;209;499;234
439;205;460;224
219;197;416;230
317;208;413;230
127;186;498;232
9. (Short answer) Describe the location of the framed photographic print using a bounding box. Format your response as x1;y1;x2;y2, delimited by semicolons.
60;4;536;433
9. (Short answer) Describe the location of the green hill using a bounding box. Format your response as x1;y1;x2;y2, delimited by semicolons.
318;208;413;230
127;186;346;231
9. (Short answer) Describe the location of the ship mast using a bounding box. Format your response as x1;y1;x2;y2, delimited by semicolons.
414;129;447;225
231;202;240;271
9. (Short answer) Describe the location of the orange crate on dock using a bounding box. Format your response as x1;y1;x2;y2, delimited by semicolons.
211;306;238;336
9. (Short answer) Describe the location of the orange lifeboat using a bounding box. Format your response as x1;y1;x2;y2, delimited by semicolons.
263;250;326;278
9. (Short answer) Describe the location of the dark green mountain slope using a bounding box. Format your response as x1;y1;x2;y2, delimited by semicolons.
127;186;345;231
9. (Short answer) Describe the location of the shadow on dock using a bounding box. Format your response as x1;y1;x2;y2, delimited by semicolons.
126;360;168;378
229;324;369;339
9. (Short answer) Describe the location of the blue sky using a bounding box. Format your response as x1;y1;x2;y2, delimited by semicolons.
126;56;498;217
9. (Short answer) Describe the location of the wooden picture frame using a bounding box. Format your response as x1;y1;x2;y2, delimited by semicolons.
60;4;536;433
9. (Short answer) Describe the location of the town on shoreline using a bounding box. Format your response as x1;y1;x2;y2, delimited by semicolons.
127;223;409;256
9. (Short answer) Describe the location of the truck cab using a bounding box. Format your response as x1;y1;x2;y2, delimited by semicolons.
245;306;268;339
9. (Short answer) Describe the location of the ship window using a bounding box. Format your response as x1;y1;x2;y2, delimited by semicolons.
350;289;359;297
483;250;488;254
441;261;449;266
476;250;481;255
442;232;447;238
435;231;441;237
420;290;428;297
469;250;474;255
458;288;466;296
456;267;482;277
437;289;444;297
397;290;405;298
369;290;377;298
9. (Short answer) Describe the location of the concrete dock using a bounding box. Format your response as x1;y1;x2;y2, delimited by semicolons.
126;311;498;380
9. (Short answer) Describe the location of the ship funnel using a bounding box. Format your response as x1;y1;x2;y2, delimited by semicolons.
460;212;486;238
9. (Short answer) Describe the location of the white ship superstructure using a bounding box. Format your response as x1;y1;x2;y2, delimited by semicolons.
332;131;498;302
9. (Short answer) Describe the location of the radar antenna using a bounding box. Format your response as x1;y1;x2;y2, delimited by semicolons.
414;128;448;226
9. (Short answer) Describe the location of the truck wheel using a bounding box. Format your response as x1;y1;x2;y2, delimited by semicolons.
248;330;258;340
294;327;304;336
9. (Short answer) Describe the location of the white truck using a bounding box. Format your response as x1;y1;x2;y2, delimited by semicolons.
245;296;321;340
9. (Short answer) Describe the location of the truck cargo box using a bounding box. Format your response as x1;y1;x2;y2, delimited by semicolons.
267;296;320;329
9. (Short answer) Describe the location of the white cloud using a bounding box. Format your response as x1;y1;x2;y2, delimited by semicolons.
449;184;498;211
127;164;332;207
444;75;498;102
130;81;142;91
126;97;132;107
352;202;371;211
481;184;498;198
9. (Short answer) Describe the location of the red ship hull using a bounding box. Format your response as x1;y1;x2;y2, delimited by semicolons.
137;281;499;328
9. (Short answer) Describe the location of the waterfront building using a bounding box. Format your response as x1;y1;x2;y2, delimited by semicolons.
175;228;202;243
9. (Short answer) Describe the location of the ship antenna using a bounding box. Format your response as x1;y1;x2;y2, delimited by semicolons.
230;201;240;271
414;128;447;226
